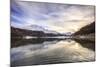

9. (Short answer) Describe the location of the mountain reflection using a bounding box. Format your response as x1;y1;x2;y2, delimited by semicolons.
11;38;67;48
11;38;95;66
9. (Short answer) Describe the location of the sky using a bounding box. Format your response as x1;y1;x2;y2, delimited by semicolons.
11;0;95;33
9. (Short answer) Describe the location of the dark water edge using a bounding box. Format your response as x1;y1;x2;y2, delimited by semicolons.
74;39;95;51
11;37;67;48
11;37;95;51
11;37;95;67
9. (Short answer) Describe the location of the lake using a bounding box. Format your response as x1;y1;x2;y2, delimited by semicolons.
11;38;95;66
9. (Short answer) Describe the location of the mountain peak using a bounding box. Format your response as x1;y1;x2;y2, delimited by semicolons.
22;24;58;34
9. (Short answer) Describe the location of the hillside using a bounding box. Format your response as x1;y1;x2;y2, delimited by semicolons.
11;27;66;38
73;21;95;35
11;27;45;37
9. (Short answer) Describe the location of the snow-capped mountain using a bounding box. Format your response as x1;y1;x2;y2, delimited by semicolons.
22;25;58;34
62;32;73;35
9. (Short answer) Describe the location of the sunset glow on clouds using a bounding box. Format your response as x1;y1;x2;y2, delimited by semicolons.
11;0;95;33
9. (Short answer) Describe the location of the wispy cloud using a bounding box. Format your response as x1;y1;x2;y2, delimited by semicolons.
11;0;95;33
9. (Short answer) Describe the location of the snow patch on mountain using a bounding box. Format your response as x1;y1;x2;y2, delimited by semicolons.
21;25;58;34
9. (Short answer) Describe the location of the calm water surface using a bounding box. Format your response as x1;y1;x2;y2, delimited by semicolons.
11;38;95;66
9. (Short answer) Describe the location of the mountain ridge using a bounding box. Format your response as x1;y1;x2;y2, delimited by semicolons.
73;21;95;35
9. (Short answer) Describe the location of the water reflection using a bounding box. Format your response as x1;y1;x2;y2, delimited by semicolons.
11;38;95;66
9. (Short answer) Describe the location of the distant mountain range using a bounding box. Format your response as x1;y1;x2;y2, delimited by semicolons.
11;21;95;38
22;25;58;34
11;26;66;38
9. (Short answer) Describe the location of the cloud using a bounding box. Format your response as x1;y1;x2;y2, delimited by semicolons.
11;0;95;33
